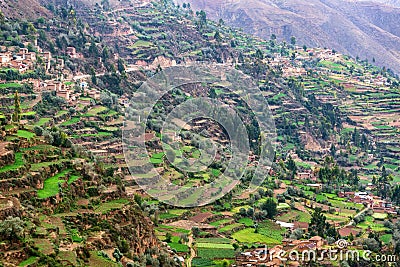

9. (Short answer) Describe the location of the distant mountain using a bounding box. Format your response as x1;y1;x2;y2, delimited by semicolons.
176;0;400;73
354;0;400;7
0;0;51;19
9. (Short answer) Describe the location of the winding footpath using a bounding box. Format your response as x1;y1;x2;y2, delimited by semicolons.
186;234;195;267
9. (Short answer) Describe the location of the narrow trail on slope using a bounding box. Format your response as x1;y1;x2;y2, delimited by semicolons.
186;234;196;267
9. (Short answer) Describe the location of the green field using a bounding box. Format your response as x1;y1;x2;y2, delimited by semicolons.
380;234;392;245
60;117;80;126
197;243;234;249
34;118;52;127
85;106;108;116
372;213;388;220
210;219;232;227
17;130;35;139
0;152;25;173
196;238;232;244
277;210;311;223
37;169;71;199
95;199;129;214
238;218;254;227
168;242;189;252
197;248;235;259
0;82;22;89
218;223;243;233
130;40;153;48
357;216;389;232
18;256;38;267
232;228;281;244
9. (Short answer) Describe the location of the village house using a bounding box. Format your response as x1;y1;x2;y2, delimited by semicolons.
161;130;181;142
293;222;309;232
80;82;88;90
56;90;70;100
45;81;63;91
66;47;77;58
0;52;12;66
40;51;52;61
338;191;355;198
296;172;312;180
85;89;101;100
306;183;323;190
9;61;27;73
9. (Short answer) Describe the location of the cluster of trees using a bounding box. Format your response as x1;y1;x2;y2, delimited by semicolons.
238;197;277;220
373;166;393;199
34;92;67;116
0;68;46;81
195;10;207;30
339;128;370;152
34;126;72;148
0;216;25;245
317;156;360;187
308;207;338;239
100;89;119;110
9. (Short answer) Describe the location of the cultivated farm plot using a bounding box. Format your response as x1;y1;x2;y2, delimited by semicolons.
276;210;311;223
356;216;389;232
37;169;72;199
196;247;235;260
232;227;282;245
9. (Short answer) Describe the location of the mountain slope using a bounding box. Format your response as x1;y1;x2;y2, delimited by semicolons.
176;0;400;73
0;0;51;19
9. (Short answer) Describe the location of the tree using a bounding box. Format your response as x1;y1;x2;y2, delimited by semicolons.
197;10;207;29
101;0;110;10
117;58;125;73
191;227;200;237
0;217;25;244
112;248;122;262
260;198;277;219
0;10;5;25
102;46;109;62
290;36;296;46
286;155;297;179
255;49;264;60
214;31;222;43
363;238;380;252
90;67;97;85
33;126;44;136
89;41;99;57
12;90;21;123
238;53;244;64
290;228;304;240
308;207;337;238
221;260;230;267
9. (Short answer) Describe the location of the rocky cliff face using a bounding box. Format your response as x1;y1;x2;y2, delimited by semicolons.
176;0;400;73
